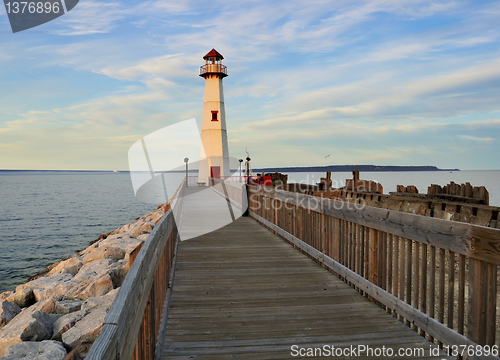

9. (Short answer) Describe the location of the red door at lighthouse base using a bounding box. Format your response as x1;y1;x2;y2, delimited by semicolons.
210;166;221;179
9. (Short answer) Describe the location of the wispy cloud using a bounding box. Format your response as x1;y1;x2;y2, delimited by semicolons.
458;135;495;143
53;1;130;35
99;54;199;81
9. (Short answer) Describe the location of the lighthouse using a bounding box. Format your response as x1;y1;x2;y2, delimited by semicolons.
198;49;230;183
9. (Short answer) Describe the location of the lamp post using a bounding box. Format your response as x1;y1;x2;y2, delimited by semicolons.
245;156;251;185
242;156;251;217
184;158;189;187
239;159;243;182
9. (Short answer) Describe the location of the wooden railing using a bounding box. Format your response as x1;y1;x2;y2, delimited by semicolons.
87;181;186;360
248;186;500;360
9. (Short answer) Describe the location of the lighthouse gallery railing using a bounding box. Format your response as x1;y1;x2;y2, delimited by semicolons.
199;63;227;76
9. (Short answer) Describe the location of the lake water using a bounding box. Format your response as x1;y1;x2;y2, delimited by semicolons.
0;170;498;293
0;171;156;293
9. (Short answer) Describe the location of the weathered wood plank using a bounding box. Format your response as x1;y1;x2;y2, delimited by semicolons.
447;251;455;330
486;263;497;346
419;243;427;337
399;237;405;323
413;241;420;331
429;245;436;343
393;235;399;312
405;238;412;327
467;258;487;345
458;254;466;335
153;228;180;360
437;248;445;346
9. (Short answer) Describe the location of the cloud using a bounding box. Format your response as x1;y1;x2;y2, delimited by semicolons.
457;135;495;143
53;0;130;35
99;54;199;81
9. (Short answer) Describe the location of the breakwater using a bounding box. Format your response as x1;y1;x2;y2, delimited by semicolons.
0;203;169;359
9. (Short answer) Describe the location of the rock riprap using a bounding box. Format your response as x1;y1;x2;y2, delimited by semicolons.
0;203;168;358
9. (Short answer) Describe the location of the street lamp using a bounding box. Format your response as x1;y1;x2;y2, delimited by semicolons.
238;159;243;182
245;156;251;185
184;158;189;187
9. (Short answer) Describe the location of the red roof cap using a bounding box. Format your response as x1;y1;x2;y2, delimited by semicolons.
203;48;224;60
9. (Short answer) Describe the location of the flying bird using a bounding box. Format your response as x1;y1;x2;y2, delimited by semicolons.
325;154;331;158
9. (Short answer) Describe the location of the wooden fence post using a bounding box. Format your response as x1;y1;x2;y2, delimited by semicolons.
467;258;497;346
368;228;379;291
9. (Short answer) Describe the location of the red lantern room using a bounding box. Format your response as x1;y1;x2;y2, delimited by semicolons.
199;48;228;78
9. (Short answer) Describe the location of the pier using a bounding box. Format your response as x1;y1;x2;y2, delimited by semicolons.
163;216;448;359
88;180;500;360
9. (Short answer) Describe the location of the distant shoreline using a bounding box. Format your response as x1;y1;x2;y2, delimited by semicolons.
0;165;461;174
253;165;460;173
0;169;123;173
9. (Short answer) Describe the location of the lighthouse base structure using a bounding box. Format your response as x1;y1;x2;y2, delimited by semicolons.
198;153;230;184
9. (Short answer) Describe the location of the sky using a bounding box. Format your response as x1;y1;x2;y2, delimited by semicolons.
0;0;499;171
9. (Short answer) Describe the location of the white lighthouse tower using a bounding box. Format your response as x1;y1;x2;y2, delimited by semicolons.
198;49;230;183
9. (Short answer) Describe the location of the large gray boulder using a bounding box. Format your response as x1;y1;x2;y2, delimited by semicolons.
129;223;153;238
0;340;66;360
0;309;52;356
81;245;125;264
52;310;86;341
47;258;83;277
142;209;163;224
73;259;115;283
6;288;34;308
99;235;143;253
61;307;107;350
17;274;80;302
63;259;123;300
136;233;149;241
0;301;21;328
30;298;57;315
0;293;13;302
118;218;145;234
80;288;118;312
54;300;83;315
74;274;114;301
81;235;143;264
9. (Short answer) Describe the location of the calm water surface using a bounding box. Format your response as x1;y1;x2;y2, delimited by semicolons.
0;171;155;292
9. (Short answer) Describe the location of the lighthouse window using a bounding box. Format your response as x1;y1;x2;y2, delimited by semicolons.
211;111;218;121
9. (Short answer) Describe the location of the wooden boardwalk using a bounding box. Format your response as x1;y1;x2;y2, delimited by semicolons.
163;192;451;359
